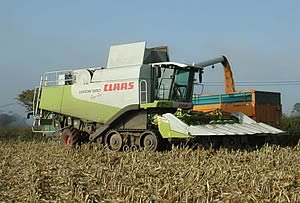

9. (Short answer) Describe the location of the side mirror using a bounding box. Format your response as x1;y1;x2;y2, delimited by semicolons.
27;111;33;119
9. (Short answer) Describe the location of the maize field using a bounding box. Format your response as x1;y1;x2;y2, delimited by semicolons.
0;141;300;202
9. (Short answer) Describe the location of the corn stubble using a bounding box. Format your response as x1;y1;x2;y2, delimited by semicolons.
0;142;299;202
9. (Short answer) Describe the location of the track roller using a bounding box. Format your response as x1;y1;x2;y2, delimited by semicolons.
140;131;159;151
105;130;123;151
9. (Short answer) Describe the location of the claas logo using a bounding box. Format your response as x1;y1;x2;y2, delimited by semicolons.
104;82;134;92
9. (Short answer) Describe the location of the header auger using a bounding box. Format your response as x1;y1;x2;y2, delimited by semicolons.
31;42;284;150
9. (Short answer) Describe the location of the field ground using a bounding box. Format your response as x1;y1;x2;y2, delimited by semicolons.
0;141;300;202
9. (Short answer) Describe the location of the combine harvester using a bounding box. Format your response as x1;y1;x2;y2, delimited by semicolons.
31;42;283;150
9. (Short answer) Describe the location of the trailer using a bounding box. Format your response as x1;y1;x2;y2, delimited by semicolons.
193;90;282;128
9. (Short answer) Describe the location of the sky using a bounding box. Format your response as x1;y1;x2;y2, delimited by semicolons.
0;0;300;115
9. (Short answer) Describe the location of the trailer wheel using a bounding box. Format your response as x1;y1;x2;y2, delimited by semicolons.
141;131;158;151
62;127;80;146
105;130;123;151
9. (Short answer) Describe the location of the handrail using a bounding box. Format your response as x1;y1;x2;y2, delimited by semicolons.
42;70;74;86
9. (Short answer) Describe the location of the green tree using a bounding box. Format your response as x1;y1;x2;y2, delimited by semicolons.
292;103;300;114
16;89;34;112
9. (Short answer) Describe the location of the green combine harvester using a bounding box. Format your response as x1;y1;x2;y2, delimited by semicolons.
31;42;283;151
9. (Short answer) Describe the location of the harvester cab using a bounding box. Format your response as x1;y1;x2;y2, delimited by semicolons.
31;42;283;150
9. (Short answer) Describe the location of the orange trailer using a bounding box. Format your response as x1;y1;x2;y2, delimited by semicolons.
192;56;282;127
193;90;282;127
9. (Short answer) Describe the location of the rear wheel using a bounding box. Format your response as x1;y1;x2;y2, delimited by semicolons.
62;127;81;146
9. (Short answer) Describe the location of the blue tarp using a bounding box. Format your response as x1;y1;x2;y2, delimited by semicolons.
193;92;252;105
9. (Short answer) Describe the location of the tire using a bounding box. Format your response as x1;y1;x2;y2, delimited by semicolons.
61;127;81;146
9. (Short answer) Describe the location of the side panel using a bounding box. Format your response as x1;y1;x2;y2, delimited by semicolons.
255;91;281;104
61;86;120;123
71;81;139;110
157;115;191;138
113;111;148;129
39;65;143;123
39;86;64;113
254;91;282;127
39;85;121;123
193;102;255;117
192;92;252;105
255;104;281;127
193;103;222;112
107;42;146;68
